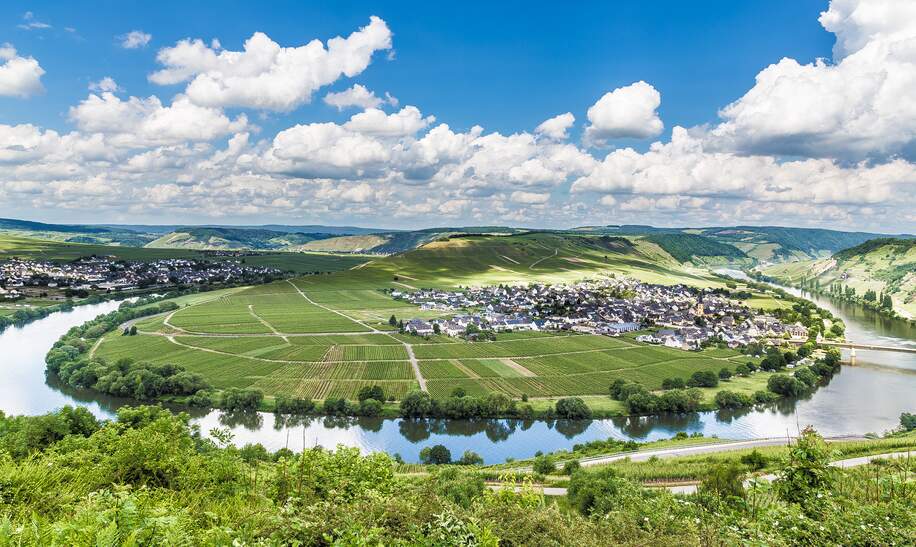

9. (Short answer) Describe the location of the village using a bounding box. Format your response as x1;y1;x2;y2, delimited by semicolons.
0;256;284;300
392;276;809;350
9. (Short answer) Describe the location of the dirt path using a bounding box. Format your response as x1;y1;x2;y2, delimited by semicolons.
248;304;288;342
530;249;558;270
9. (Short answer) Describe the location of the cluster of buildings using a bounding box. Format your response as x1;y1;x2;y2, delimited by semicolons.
0;256;283;298
394;277;808;350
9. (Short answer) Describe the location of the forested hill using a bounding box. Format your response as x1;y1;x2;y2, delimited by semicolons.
641;233;749;264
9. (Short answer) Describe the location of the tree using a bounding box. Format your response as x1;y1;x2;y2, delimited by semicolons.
457;450;483;465
661;377;686;390
734;363;750;376
388;315;397;327
400;390;434;417
419;444;452;465
900;412;916;431
687;370;718;388
357;385;385;402
767;374;806;397
432;322;441;335
129;325;138;336
714;390;751;409
563;460;581;475
718;367;732;380
555;397;591;419
450;387;466;398
358;398;382;416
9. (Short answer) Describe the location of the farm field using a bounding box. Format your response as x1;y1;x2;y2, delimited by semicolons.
91;232;770;405
97;275;755;402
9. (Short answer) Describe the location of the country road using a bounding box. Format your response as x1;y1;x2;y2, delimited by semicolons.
490;449;912;496
508;435;868;474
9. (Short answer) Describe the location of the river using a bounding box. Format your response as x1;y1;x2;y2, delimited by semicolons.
2;286;915;464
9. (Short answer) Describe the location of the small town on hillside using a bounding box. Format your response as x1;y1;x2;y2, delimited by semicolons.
393;276;809;350
0;256;283;300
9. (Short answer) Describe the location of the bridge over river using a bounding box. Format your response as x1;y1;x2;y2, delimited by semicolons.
819;340;916;354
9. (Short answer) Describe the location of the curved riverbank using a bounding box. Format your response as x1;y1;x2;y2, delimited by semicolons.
3;287;916;463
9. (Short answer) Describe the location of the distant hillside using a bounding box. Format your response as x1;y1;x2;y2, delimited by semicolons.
577;224;907;264
764;238;916;319
0;218;157;246
333;231;719;290
145;227;334;251
640;233;749;265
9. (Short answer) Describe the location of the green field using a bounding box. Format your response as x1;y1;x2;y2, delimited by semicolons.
89;232;771;404
96;276;752;402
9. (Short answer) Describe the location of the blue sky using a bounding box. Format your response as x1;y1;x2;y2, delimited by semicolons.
0;1;913;231
4;1;833;141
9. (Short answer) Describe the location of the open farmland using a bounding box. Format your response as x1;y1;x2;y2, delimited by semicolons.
96;276;753;403
91;233;759;405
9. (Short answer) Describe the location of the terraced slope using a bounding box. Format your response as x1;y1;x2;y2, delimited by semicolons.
763;238;916;318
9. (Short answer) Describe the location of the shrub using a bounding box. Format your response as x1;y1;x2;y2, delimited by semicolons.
740;449;768;471
718;367;732;380
661;377;686;390
734;363;750;376
555;397;591;419
563;460;581;475
432;467;484;508
567;468;632;516
775;427;834;504
699;462;745;499
532;455;556;475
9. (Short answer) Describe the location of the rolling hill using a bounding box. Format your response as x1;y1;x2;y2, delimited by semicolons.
763;238;916;319
577;224;908;263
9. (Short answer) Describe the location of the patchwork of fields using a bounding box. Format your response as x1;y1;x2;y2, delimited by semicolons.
95;277;753;402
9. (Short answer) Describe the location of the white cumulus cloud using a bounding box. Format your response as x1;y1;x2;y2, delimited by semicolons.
323;83;397;110
0;44;45;98
584;81;663;144
149;16;392;112
535;112;575;140
709;0;916;160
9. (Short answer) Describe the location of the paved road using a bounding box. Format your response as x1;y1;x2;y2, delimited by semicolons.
490;450;911;497
509;436;867;474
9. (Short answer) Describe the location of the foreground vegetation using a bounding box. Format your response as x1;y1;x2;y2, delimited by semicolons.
0;406;912;545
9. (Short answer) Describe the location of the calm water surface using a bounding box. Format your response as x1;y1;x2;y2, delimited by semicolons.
2;290;915;463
